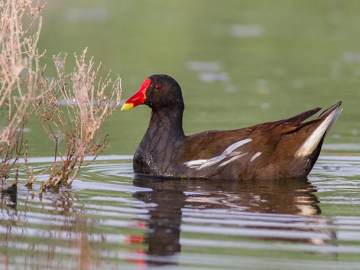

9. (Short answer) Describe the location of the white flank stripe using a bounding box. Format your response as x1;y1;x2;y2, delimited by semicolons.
250;152;262;162
219;153;247;167
296;108;342;157
184;138;252;170
222;138;252;156
198;155;227;170
184;159;207;168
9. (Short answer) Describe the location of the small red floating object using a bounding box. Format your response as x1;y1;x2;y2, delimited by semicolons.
124;249;146;266
129;221;146;228
124;235;144;245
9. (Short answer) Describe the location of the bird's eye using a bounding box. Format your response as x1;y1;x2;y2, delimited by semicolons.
154;84;162;91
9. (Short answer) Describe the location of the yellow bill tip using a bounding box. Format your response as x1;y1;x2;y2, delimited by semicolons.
121;103;134;111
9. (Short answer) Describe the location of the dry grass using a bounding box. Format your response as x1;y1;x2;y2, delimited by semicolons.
28;50;121;192
0;0;46;181
0;0;122;192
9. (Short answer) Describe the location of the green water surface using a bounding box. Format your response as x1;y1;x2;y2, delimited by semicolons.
28;0;360;157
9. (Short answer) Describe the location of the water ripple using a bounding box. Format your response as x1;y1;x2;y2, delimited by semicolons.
1;155;360;269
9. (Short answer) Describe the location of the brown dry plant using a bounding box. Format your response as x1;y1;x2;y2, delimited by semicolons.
29;48;121;192
0;0;122;192
0;0;46;181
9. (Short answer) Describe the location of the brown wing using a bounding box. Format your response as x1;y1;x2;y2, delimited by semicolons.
176;102;341;180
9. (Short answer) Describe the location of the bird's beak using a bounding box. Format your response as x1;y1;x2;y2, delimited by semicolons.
121;78;151;111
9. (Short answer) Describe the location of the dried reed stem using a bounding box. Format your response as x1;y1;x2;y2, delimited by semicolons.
0;0;46;181
34;49;122;191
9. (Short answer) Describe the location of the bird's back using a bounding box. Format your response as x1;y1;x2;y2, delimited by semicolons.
176;102;342;180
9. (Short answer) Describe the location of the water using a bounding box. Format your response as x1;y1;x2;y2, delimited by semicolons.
1;155;360;269
2;0;360;269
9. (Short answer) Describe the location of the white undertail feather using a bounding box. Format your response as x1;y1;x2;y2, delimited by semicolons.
324;108;342;137
184;138;252;169
295;108;342;157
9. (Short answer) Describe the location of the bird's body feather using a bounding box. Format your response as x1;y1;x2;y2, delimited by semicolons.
122;74;342;180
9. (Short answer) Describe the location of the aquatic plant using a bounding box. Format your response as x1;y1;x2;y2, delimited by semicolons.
29;49;121;192
0;0;122;192
0;0;46;181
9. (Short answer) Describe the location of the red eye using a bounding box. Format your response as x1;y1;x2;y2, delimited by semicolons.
154;84;161;91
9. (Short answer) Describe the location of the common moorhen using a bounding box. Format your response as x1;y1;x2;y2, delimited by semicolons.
121;74;342;180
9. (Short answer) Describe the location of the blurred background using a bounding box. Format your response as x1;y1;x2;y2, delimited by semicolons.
32;0;360;156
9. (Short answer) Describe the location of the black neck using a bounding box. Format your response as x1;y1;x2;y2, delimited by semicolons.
134;104;185;174
136;104;185;172
146;104;185;141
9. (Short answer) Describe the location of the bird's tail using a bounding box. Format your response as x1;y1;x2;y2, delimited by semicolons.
295;101;342;157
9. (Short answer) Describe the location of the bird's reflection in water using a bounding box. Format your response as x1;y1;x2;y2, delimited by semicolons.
132;175;331;266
